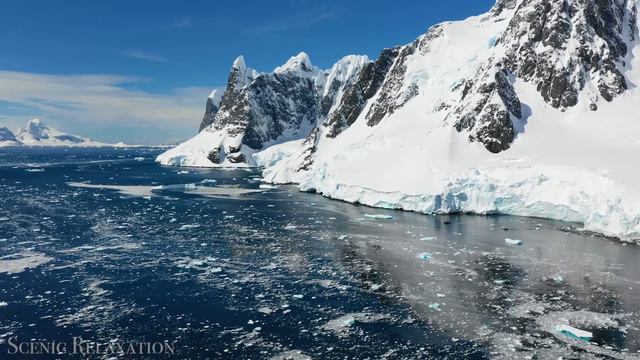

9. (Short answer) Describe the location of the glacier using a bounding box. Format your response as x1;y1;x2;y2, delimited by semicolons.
158;0;640;243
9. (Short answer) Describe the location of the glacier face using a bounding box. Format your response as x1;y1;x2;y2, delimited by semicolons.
158;0;640;242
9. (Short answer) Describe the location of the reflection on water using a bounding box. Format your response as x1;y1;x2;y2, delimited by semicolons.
0;147;638;359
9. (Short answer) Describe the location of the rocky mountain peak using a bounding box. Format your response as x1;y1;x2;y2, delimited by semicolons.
232;55;247;70
274;52;317;74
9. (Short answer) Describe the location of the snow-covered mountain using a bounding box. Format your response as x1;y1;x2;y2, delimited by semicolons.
158;0;640;242
157;53;370;166
0;127;21;147
12;119;108;147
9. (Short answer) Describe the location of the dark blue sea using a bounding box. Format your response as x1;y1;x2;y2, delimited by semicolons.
0;147;638;359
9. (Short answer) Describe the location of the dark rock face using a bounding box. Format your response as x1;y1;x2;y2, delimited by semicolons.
500;0;635;109
325;48;400;138
226;152;246;164
452;66;521;153
207;147;223;164
240;73;321;150
198;96;220;132
490;0;519;16
296;127;320;172
197;54;368;165
366;41;419;127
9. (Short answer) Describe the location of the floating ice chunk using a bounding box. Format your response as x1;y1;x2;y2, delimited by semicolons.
200;179;217;184
292;294;304;299
555;325;593;341
338;235;348;240
284;224;298;230
258;307;273;314
436;293;446;298
428;303;441;311
179;224;200;230
420;236;437;241
364;214;394;220
417;252;432;261
259;184;278;190
25;168;45;172
177;170;189;174
153;183;198;191
210;267;223;273
552;275;564;284
0;302;7;307
505;238;523;246
134;157;145;161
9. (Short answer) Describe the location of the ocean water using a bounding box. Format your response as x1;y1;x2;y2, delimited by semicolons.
0;147;639;359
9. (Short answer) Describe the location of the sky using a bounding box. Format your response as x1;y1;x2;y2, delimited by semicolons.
0;0;495;144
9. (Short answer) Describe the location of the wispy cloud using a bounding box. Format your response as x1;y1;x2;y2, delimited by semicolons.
170;16;193;29
121;49;170;63
243;11;336;35
0;71;212;143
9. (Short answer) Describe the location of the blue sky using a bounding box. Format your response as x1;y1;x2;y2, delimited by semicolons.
0;0;495;144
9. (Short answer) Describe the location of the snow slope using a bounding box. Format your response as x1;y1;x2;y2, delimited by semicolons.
160;0;640;242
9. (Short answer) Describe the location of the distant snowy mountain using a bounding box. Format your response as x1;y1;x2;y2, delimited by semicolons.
158;0;640;242
0;127;21;147
13;119;108;147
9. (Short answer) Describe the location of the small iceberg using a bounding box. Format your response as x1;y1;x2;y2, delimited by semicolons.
428;303;441;311
417;252;432;261
555;325;593;341
200;179;217;184
364;214;394;220
505;238;523;246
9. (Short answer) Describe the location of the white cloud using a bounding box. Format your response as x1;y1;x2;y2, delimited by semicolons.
0;70;214;143
121;49;170;63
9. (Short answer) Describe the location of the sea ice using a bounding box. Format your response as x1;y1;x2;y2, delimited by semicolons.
0;252;53;274
364;214;394;220
505;238;523;246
